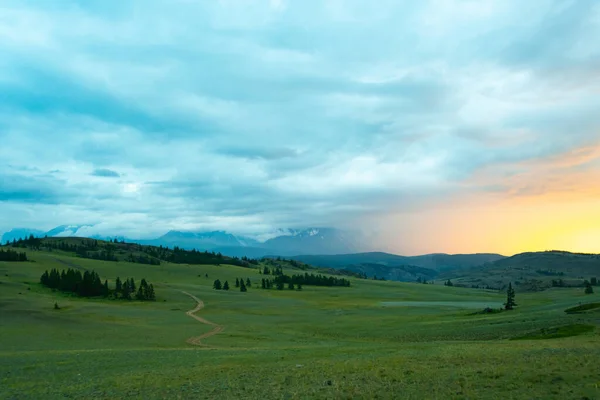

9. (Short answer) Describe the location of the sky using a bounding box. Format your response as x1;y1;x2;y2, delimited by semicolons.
1;0;599;255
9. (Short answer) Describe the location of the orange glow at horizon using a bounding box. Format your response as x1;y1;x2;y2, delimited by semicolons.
379;195;600;256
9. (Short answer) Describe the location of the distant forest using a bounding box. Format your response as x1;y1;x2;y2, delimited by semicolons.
0;248;28;262
7;235;260;268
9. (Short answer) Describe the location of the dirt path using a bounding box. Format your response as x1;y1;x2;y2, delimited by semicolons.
181;291;224;346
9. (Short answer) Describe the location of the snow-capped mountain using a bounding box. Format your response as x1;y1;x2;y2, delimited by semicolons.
262;228;361;255
1;228;45;244
45;225;94;237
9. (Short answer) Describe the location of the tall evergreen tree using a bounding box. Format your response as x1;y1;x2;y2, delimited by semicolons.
288;282;295;290
504;283;516;310
235;278;240;288
584;281;594;294
213;279;222;290
246;278;251;287
223;281;230;290
240;280;247;292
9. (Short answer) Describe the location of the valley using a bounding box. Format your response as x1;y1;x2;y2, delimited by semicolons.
1;239;599;399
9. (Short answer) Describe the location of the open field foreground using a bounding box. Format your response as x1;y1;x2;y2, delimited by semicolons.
1;250;599;399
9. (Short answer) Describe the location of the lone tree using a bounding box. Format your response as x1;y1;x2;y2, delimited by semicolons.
213;279;222;290
240;279;247;292
223;281;230;291
504;282;517;310
584;281;594;294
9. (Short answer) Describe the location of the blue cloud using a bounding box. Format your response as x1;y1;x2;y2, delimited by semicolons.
91;168;120;178
0;0;599;247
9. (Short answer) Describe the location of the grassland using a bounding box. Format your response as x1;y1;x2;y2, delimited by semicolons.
1;248;600;399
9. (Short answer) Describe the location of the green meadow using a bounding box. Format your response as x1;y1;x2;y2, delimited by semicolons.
1;250;599;399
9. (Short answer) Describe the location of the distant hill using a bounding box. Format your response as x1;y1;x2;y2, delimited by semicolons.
441;251;600;291
291;252;505;282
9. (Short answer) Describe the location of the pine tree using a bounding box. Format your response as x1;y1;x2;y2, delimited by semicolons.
223;281;230;290
240;280;247;292
261;278;266;289
584;281;594;294
213;279;222;290
115;277;123;296
504;282;516;310
288;282;295;290
296;283;302;291
235;278;240;288
246;278;251;287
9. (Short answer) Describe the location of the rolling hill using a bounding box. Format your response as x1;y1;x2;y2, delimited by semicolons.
440;251;600;291
291;252;506;282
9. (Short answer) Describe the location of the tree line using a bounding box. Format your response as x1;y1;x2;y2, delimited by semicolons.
40;268;155;300
213;278;252;292
264;272;350;288
0;248;28;262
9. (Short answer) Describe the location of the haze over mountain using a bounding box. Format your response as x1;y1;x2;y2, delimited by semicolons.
0;226;366;257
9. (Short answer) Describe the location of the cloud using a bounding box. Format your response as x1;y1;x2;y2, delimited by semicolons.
91;168;120;178
0;0;599;253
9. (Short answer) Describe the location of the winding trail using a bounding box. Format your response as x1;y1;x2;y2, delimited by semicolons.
181;291;224;347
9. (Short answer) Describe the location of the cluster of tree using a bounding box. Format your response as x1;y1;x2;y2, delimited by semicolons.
261;266;283;275
551;279;566;287
261;278;302;290
536;269;565;277
7;235;44;249
584;280;595;294
416;277;431;284
372;276;387;281
115;277;156;300
261;272;350;289
444;279;454;287
76;248;118;262
0;248;28;262
40;268;155;300
213;278;251;292
41;268;108;297
126;253;161;265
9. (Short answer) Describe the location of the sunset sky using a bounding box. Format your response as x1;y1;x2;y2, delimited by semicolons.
1;0;599;255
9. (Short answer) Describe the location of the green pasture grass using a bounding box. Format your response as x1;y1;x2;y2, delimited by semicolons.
1;251;600;399
511;324;595;341
565;302;600;314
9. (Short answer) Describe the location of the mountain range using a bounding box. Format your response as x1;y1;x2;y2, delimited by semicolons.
0;226;363;257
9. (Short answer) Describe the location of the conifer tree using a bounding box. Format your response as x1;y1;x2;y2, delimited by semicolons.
246;278;251;287
584;281;594;294
296;283;302;291
213;279;222;290
223;281;230;290
115;277;123;296
288;282;295;290
235;278;240;288
261;278;266;289
240;279;247;292
504;282;516;310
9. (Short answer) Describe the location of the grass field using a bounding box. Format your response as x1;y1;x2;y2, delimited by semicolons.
1;250;600;399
